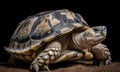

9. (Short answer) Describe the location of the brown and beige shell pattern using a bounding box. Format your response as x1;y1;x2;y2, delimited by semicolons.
5;9;89;61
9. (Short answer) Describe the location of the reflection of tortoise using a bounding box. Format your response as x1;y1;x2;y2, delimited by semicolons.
5;9;111;72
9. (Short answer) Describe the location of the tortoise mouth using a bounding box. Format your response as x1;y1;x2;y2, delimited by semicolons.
87;34;106;44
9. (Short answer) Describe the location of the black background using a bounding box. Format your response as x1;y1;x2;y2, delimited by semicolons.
0;0;119;62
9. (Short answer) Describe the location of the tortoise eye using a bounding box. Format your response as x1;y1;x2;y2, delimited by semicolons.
93;28;99;32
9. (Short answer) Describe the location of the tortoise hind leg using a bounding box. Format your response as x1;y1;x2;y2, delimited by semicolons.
30;41;62;72
0;56;18;66
7;56;17;66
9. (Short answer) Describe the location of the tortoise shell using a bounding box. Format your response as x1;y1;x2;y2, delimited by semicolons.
5;9;89;61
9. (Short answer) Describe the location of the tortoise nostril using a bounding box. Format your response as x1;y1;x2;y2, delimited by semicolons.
102;26;107;32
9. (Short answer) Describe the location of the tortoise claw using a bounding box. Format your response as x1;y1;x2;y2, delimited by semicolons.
30;63;51;72
44;65;51;72
93;55;112;66
104;55;112;65
30;63;39;72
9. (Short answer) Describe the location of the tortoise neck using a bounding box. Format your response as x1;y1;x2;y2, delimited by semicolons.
71;32;95;50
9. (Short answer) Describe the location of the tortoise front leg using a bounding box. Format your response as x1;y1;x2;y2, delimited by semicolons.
90;43;112;66
30;41;62;72
53;43;111;66
53;50;93;64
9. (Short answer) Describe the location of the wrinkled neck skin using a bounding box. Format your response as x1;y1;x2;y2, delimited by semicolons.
71;32;96;50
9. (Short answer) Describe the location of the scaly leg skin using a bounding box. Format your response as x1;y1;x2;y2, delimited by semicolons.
90;43;112;66
30;41;62;72
53;50;93;64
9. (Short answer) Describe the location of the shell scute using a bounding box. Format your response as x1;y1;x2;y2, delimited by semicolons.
5;9;89;61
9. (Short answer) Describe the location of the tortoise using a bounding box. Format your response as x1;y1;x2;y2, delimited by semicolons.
4;9;111;72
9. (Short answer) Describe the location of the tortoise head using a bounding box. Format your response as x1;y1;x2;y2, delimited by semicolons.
85;26;107;44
